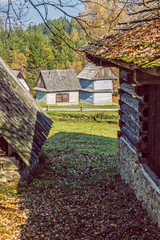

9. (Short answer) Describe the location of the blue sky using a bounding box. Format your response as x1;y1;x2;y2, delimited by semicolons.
26;1;84;26
0;0;84;28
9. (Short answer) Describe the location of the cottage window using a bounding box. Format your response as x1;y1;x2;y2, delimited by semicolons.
56;93;69;103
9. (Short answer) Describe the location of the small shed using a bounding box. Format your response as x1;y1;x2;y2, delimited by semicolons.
34;69;81;105
78;63;118;105
0;58;52;183
11;69;30;91
79;0;160;226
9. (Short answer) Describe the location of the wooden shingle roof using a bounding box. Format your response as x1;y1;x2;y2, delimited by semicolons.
79;0;160;77
78;63;103;80
0;58;52;168
34;69;81;92
78;63;118;80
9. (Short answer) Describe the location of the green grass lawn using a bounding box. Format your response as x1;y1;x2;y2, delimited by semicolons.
46;110;119;123
38;102;119;109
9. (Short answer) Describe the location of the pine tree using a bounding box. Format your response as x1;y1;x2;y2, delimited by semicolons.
26;29;55;94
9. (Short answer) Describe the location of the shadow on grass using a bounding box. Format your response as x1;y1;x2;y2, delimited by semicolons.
17;132;118;239
17;132;160;240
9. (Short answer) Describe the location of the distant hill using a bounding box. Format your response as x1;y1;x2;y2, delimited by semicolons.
32;17;82;37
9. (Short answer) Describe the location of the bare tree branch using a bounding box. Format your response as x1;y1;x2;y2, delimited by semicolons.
0;0;158;44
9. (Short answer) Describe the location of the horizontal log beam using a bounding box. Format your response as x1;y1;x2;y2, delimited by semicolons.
119;133;138;153
119;100;149;118
120;82;149;102
134;69;160;85
120;92;149;115
120;114;140;136
119;101;148;123
119;133;148;156
120;114;148;136
119;104;139;124
120;82;136;95
121;124;140;148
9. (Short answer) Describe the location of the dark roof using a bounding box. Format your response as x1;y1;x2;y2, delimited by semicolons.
34;69;81;92
78;63;118;80
0;58;52;169
79;0;160;77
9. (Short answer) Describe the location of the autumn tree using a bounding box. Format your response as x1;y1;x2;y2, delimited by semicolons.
11;50;27;75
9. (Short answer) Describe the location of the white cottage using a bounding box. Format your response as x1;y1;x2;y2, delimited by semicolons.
34;69;81;105
11;69;30;91
78;63;118;105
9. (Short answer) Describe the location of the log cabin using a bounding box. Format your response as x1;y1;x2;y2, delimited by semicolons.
0;58;52;183
78;63;118;105
34;69;81;105
79;0;160;226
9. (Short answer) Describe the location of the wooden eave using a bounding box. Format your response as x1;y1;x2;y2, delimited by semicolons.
86;53;160;84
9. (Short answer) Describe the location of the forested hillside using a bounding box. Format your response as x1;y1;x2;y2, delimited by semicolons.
0;17;87;95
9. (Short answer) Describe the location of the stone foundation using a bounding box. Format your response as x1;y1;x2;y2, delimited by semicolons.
118;137;160;227
0;157;21;183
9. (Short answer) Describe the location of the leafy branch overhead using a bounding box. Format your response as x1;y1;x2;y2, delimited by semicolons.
0;0;154;40
79;1;160;69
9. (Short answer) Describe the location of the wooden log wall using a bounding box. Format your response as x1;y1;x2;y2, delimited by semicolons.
118;69;149;163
